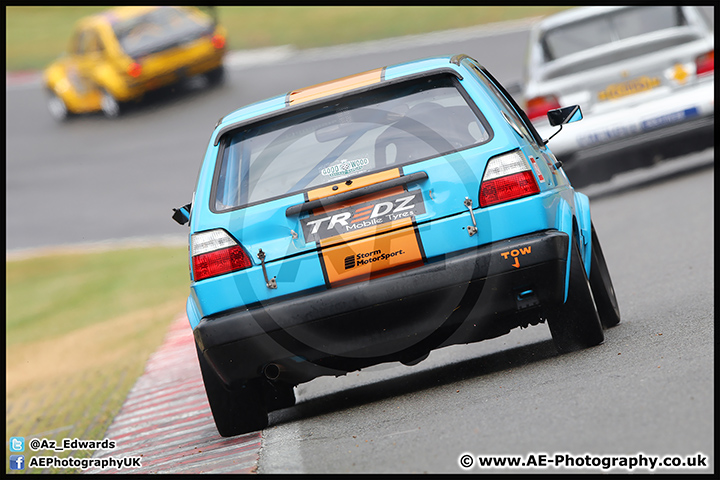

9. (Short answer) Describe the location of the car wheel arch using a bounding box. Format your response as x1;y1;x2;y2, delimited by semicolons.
555;198;590;303
573;191;593;274
187;295;202;330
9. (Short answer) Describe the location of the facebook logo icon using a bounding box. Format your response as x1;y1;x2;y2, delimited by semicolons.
10;455;25;470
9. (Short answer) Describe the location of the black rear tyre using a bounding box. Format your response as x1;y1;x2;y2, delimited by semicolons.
205;65;225;86
588;224;621;328
547;236;605;353
196;346;268;437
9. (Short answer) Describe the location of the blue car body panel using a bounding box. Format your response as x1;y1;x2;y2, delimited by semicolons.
182;54;602;382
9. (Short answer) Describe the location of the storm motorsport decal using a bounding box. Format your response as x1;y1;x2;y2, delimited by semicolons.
344;249;406;270
301;190;426;243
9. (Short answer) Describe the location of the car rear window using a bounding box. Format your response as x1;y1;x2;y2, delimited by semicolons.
542;6;687;61
112;7;212;58
212;74;492;211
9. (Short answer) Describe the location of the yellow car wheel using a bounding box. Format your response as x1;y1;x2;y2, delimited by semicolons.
46;90;69;122
100;89;121;118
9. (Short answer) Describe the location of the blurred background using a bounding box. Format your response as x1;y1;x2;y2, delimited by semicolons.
6;6;576;252
6;5;713;251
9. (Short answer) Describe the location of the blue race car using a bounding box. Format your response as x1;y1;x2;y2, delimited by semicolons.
173;54;620;437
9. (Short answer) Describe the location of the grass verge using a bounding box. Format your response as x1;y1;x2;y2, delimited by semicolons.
5;246;189;474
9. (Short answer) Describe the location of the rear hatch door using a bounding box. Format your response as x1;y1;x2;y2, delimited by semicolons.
210;72;496;289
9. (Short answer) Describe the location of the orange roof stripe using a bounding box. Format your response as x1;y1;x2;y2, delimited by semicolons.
287;67;384;106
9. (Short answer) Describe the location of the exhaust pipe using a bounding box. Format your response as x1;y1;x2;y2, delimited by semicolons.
263;363;282;381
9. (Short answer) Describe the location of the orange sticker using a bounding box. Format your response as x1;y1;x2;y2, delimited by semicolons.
287;68;384;106
306;169;410;247
307;168;426;286
500;246;532;268
307;168;400;202
321;226;424;287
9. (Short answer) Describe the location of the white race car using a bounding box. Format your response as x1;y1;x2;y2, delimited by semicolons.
521;6;714;186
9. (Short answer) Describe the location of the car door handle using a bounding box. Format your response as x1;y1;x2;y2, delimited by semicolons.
285;171;428;217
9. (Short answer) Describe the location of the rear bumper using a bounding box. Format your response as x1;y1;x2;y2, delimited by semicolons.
194;230;569;386
537;79;714;158
558;113;714;186
120;55;224;100
566;112;714;161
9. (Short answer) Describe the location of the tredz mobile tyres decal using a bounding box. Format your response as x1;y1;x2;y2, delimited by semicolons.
304;170;426;287
300;190;426;243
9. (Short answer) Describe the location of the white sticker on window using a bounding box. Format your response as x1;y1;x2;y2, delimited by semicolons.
321;157;370;178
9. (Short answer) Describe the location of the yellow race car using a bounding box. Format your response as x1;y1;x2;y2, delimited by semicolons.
43;6;227;121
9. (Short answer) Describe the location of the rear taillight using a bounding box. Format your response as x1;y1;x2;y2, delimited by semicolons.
479;150;540;207
191;229;252;281
696;50;714;76
211;34;226;49
526;95;562;121
127;62;142;78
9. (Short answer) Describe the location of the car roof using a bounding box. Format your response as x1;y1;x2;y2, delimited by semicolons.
215;55;474;141
76;6;162;28
534;5;707;33
535;6;629;31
